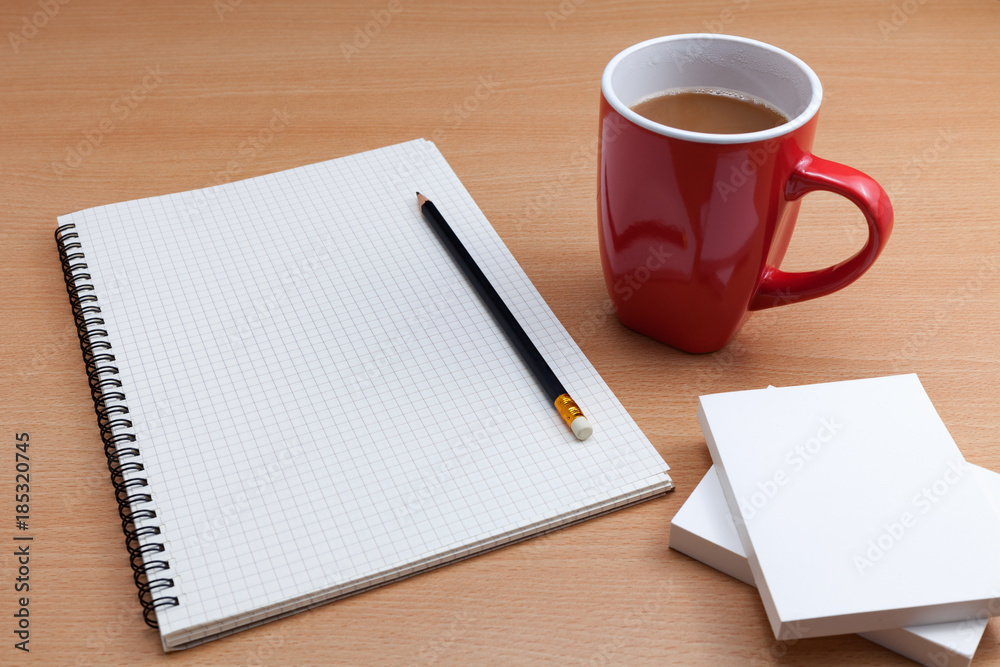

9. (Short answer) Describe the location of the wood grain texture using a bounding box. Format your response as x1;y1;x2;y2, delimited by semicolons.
2;0;999;663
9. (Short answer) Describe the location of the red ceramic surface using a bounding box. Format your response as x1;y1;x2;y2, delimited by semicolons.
598;35;893;353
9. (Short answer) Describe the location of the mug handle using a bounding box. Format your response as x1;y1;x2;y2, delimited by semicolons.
749;154;894;311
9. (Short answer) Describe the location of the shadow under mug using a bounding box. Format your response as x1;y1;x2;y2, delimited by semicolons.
598;34;893;354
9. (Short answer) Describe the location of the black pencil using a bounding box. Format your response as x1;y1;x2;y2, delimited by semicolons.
417;193;593;441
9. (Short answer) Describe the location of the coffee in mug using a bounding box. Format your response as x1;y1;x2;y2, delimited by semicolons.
630;87;789;134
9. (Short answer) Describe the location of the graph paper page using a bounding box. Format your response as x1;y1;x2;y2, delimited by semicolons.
60;140;671;648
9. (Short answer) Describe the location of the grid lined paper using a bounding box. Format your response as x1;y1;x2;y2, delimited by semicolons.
59;140;672;650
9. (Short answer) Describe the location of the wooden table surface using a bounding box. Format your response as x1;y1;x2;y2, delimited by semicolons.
3;0;999;664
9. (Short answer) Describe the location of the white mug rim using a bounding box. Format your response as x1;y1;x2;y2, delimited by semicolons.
602;34;823;145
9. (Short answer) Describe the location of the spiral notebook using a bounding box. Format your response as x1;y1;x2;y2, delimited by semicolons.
55;139;672;651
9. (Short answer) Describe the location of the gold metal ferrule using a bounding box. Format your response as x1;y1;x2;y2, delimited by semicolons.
554;393;584;427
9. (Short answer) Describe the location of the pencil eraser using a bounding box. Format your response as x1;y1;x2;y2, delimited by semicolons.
570;416;593;441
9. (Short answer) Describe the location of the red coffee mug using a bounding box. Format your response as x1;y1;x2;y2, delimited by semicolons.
598;34;892;353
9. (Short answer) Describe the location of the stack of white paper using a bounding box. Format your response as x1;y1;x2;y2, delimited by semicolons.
671;375;1000;666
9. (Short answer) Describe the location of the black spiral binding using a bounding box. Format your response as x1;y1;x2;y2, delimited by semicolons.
55;223;179;628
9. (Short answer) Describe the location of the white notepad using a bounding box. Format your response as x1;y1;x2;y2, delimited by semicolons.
698;374;1000;639
671;466;990;667
56;139;672;650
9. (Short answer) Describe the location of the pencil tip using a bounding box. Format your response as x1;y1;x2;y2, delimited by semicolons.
417;193;428;206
